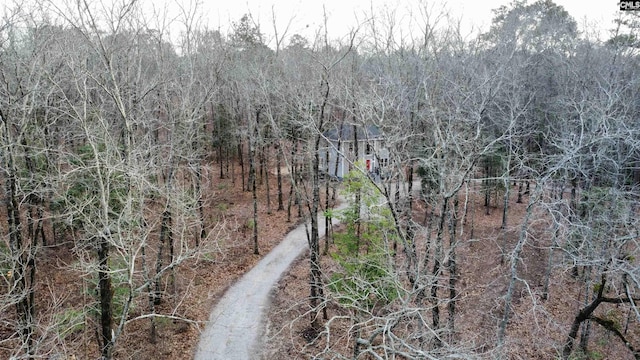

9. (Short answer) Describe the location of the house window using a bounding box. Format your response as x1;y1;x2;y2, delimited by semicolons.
366;143;372;155
381;158;389;168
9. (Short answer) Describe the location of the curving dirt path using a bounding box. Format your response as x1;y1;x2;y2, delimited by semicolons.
194;204;346;360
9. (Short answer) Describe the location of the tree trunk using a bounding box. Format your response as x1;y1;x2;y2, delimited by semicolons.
447;196;459;338
219;132;225;179
484;162;491;214
154;210;171;305
309;75;330;330
324;148;330;256
23;143;40;357
331;121;344;202
252;172;259;255
542;229;558;301
142;239;157;344
431;197;448;344
238;137;245;192
562;275;606;359
405;110;416;253
497;184;540;357
196;162;205;246
276;143;284;211
231;146;236;185
167;210;175;295
287;175;294;223
500;174;511;265
264;146;272;214
352;310;361;358
579;266;593;354
309;150;322;329
98;235;114;360
259;146;265;186
226;146;231;180
353;125;361;251
287;138;298;222
251;109;260;255
3;123;35;357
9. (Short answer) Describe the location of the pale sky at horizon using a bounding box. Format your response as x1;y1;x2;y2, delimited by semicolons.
34;0;623;46
195;0;621;45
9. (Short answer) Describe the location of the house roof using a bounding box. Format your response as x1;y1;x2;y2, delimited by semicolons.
324;124;382;141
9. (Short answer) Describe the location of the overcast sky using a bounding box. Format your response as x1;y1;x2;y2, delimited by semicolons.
192;0;620;44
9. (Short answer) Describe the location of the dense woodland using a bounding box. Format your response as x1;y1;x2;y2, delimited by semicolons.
1;0;639;359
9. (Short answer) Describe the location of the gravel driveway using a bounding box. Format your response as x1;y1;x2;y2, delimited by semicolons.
194;204;346;360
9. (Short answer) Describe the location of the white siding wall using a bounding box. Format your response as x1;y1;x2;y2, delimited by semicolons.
321;138;389;179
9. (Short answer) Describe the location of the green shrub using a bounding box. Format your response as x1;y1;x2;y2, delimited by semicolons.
54;308;85;339
329;164;402;311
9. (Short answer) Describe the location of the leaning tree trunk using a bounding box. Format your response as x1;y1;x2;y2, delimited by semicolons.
562;274;606;359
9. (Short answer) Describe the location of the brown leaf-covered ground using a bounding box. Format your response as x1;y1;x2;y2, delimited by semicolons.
2;172;637;360
117;165;301;360
262;183;639;359
0;161;307;359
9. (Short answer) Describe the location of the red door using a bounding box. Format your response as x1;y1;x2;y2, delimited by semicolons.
366;159;371;171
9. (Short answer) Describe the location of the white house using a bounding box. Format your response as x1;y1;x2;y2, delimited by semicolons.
319;124;390;179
